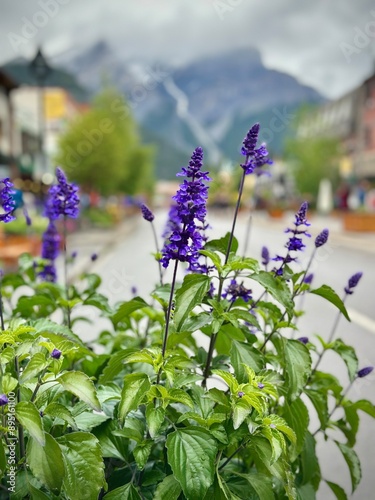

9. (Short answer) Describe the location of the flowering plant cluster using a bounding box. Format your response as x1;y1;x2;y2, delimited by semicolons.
0;126;373;500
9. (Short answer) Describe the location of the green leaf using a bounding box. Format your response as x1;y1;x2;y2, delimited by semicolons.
205;232;238;255
305;389;328;431
28;483;51;500
57;432;105;500
347;399;375;418
233;472;275;500
119;373;150;421
43;402;77;429
233;399;253;429
250;271;293;316
146;404;165;438
174;274;211;331
20;352;50;382
133;440;152;470
335;441;361;493
27;433;65;493
325;481;348;500
310;285;350;321
300;432;321;489
230;340;264;383
166;427;218;500
283;398;309;460
98;348;137;384
57;371;101;411
331;340;358;382
284;339;311;401
111;297;148;325
296;483;315;500
200;249;223;272
105;483;141;500
15;402;45;445
154;475;182;500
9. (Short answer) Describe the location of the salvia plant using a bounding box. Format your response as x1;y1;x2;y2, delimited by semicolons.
0;124;374;500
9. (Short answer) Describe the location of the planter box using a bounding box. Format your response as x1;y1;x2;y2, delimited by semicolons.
343;213;375;232
267;208;285;219
0;235;41;268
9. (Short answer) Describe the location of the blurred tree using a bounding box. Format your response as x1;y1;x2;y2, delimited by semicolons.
285;136;341;202
55;88;154;196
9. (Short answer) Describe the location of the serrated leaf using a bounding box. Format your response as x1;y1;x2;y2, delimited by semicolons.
283;398;310;461
57;371;101;411
58;432;105;500
98;348;137;384
205;232;238;255
310;285;350;321
166;427;217;500
331;340;358;382
20;352;50;382
15;402;45;445
174;274;211;331
250;271;293;316
111;297;148;325
335;441;361;493
230;341;263;383
146;404;165;438
43;402;77;429
168;388;194;408
154;475;182;500
325;481;348;500
233;399;252;429
305;389;328;430
105;483;141;500
284;339;311;401
133;440;152;470
296;483;315;500
234;471;275;500
300;432;321;489
27;433;64;493
346;399;375;418
119;373;150;421
200;249;223;272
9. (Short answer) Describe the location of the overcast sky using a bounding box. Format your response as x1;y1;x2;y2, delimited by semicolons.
1;0;375;98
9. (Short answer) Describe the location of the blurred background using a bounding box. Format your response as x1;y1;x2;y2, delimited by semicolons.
1;0;375;221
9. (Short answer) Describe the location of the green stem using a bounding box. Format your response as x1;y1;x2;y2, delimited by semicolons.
63;215;71;329
225;169;246;265
156;259;179;384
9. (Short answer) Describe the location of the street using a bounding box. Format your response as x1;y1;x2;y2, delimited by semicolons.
71;209;375;499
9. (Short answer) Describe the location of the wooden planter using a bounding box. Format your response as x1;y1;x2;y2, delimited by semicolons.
0;235;41;268
267;208;285;219
343;213;375;232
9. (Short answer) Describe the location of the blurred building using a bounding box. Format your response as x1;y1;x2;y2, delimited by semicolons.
0;53;90;182
298;70;375;179
0;69;18;177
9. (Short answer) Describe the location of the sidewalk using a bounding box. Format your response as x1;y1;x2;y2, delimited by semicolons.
250;211;375;255
56;215;139;283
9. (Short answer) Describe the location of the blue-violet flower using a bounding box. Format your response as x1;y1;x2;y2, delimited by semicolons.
141;204;154;222
241;123;272;175
0;177;16;223
345;272;363;295
46;167;79;220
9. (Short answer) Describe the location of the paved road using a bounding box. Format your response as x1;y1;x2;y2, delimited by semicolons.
73;209;375;499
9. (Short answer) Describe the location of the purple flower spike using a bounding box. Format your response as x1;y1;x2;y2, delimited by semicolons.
240;123;272;175
357;366;374;378
161;147;211;270
51;348;62;360
297;337;309;345
141;204;154;222
41;222;60;261
261;246;270;266
345;272;363;295
71;251;77;259
91;253;98;261
0;177;16;223
257;383;265;389
0;394;9;406
46;167;80;220
237;391;245;398
131;286;137;296
23;208;32;226
315;229;329;248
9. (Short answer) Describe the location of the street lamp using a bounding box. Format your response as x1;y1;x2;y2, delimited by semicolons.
29;48;51;177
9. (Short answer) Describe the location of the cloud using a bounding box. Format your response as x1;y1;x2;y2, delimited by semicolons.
0;0;374;98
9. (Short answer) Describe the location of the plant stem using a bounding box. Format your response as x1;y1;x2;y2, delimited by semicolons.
225;169;246;265
151;221;163;286
157;259;179;384
218;438;250;470
63;215;71;329
311;294;347;375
